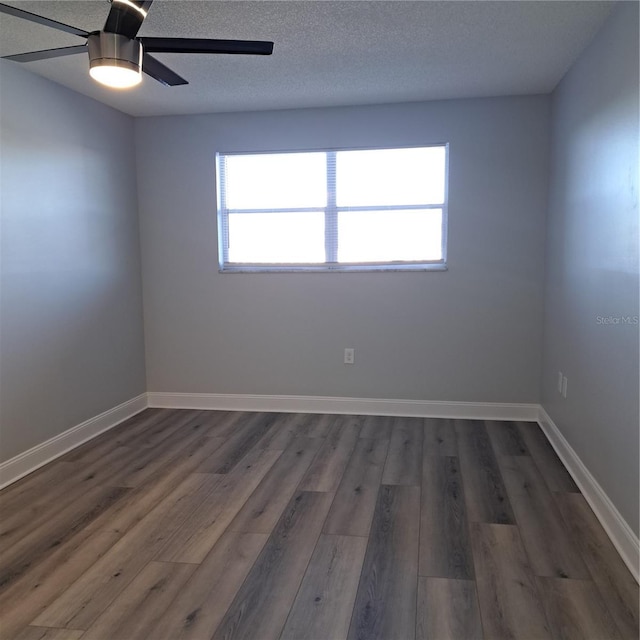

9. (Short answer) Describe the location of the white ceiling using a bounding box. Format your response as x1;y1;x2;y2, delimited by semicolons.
0;0;615;117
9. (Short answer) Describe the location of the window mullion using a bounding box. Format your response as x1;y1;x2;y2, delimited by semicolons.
325;151;338;263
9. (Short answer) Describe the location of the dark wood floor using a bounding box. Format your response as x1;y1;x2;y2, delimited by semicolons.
0;410;638;640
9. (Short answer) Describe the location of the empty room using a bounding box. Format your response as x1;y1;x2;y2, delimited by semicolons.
0;1;638;638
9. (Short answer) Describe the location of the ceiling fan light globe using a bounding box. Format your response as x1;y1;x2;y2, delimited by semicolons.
87;32;142;89
89;62;141;88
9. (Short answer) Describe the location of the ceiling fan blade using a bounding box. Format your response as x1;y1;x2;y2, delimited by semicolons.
3;44;87;63
135;1;154;12
142;53;188;87
140;37;274;56
0;2;89;37
103;0;153;39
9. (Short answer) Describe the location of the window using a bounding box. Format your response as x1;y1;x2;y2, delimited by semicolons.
216;144;448;272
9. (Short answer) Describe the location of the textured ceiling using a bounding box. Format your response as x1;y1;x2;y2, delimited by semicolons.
0;0;615;117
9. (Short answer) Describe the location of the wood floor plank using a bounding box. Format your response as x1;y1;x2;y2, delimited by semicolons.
60;408;166;463
144;531;268;640
280;534;368;640
73;410;193;462
486;420;529;456
268;413;336;442
348;485;420;640
119;410;204;450
323;437;389;537
0;416;215;640
82;561;196;640
255;412;337;449
423;418;458;456
0;531;121;639
68;444;133;487
1;439;140;542
255;412;297;449
0;484;129;592
455;420;515;524
2;413;203;544
85;435;226;537
555;493;639;639
212;491;334;640
381;417;423;485
358;415;394;440
0;461;78;517
158;448;281;563
195;410;248;439
195;412;277;474
296;413;338;438
0;452;129;554
12;627;85;640
2;412;205;545
471;523;552;640
115;412;211;487
536;577;622;640
419;456;474;579
516;421;579;492
299;416;362;492
229;437;323;534
416;578;483;640
2;422;218;543
31;472;222;630
499;456;589;579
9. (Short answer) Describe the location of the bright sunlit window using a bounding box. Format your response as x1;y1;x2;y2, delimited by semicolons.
216;145;448;272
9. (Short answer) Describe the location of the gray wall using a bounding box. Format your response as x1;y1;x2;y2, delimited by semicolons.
541;2;639;534
0;61;147;462
136;96;549;402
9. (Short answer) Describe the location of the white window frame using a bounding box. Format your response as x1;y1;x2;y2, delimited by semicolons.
216;144;449;273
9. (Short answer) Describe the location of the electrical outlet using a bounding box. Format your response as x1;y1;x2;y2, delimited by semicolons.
562;376;568;398
557;371;563;393
344;348;355;364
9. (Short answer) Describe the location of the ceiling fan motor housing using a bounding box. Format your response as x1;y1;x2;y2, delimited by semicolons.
87;31;142;74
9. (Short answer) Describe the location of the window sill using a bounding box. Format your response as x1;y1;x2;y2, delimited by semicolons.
219;263;448;274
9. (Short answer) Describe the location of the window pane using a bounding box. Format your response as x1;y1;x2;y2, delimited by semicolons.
224;153;327;209
337;209;443;263
336;147;446;207
228;212;325;263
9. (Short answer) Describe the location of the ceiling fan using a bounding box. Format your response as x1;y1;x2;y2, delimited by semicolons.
0;0;274;89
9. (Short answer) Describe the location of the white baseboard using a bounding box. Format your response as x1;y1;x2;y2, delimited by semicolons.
0;393;148;490
147;391;539;421
538;407;639;583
